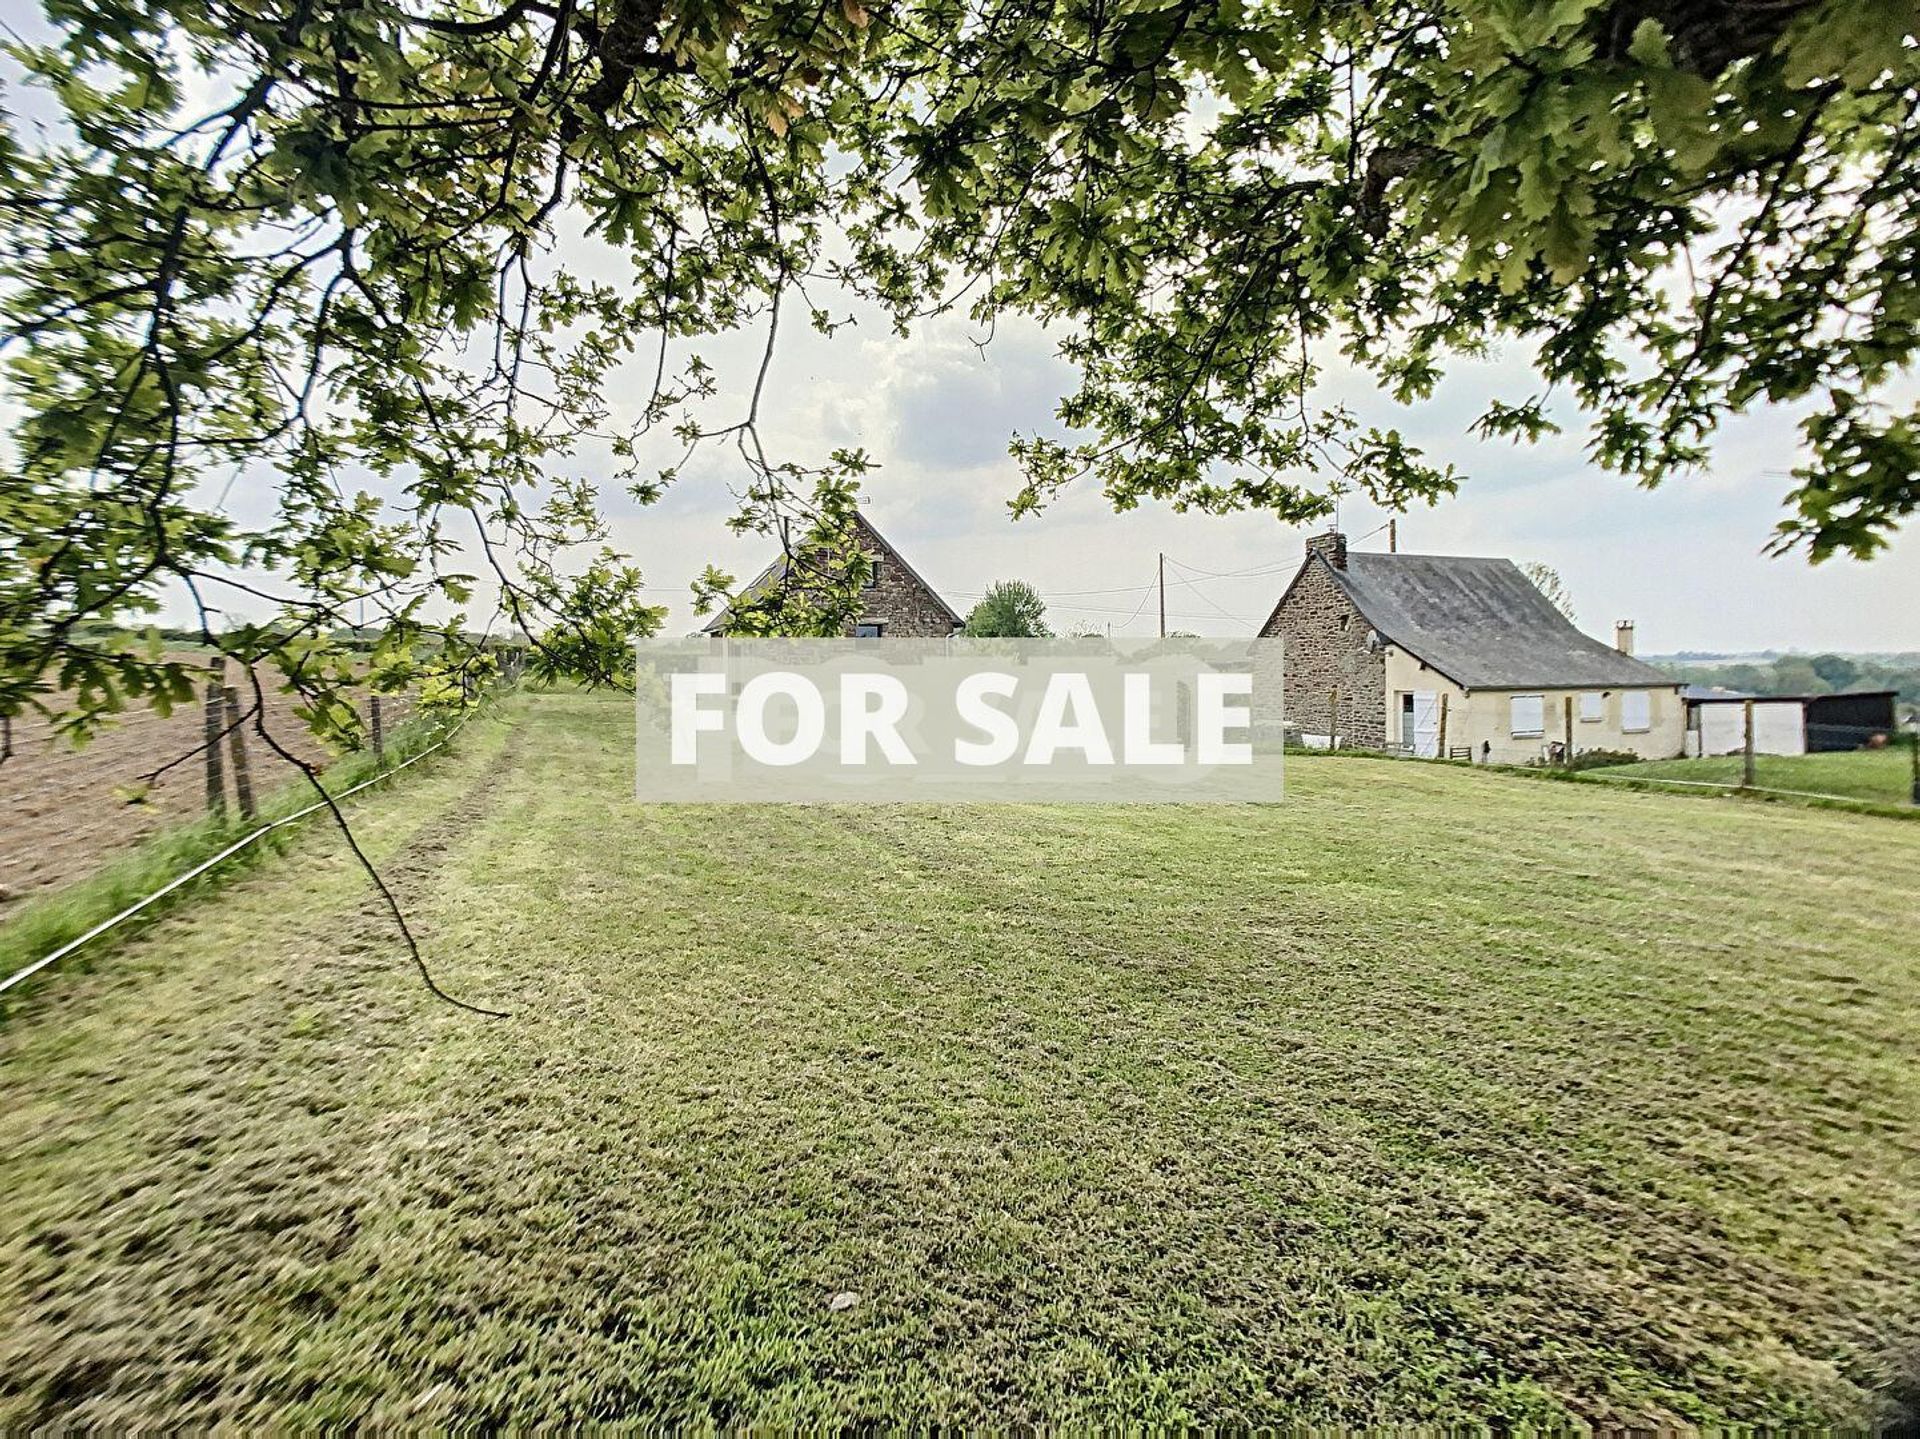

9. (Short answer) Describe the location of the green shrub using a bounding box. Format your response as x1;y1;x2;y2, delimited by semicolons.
1525;747;1644;772
1567;748;1646;771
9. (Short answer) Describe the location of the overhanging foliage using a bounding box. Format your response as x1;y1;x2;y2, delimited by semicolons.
2;0;1914;738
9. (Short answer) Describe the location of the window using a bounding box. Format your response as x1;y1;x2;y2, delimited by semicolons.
863;556;883;590
1621;690;1651;732
1578;691;1605;722
853;622;884;639
1510;694;1545;737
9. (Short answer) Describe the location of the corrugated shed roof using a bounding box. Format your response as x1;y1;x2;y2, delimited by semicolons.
1325;552;1682;690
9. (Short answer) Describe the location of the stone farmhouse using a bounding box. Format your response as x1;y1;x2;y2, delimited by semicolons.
1259;530;1686;763
701;510;963;639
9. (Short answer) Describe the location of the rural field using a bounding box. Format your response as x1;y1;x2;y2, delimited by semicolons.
0;667;408;915
1602;748;1916;807
2;688;1918;1427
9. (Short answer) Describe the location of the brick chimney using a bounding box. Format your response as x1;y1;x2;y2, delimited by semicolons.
1306;529;1348;570
1614;620;1635;655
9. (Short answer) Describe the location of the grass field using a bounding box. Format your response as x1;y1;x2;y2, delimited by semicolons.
1602;746;1917;806
4;689;1918;1426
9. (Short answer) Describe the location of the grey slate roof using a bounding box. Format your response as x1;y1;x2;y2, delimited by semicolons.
1323;552;1681;690
698;553;787;635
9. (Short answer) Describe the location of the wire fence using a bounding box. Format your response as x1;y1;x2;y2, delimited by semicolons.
1289;710;1919;810
1575;722;1918;808
0;708;468;1000
1;671;428;913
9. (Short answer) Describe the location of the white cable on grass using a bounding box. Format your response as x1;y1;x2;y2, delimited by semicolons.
1577;769;1894;805
0;722;462;998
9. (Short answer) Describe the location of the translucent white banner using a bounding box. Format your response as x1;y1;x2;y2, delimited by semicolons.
634;638;1285;803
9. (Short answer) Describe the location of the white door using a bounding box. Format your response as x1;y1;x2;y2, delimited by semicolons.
1411;691;1440;758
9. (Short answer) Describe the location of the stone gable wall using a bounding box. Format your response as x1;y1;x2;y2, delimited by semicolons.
710;518;958;637
1260;558;1387;747
849;518;958;637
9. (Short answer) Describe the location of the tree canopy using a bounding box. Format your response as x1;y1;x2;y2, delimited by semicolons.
2;0;1915;740
964;579;1053;637
1519;561;1577;623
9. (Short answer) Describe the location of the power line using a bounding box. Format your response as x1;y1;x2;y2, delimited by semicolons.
947;580;1157;600
945;589;1233;625
1170;570;1256;628
1161;552;1303;581
1037;597;1238;623
951;551;1283;628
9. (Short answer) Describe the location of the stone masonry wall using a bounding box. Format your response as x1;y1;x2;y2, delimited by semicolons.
847;516;959;638
1260;552;1387;748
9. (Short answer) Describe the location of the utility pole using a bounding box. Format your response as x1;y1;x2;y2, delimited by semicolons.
1388;518;1398;553
1157;553;1166;639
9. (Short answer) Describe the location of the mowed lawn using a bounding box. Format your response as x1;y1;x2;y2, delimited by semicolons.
3;690;1918;1427
1603;746;1916;806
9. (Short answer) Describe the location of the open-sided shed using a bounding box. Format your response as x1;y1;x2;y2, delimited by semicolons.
1684;688;1901;756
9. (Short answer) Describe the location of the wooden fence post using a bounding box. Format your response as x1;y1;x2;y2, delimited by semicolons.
204;659;227;815
1564;696;1575;768
1436;693;1449;759
1742;698;1757;789
222;686;256;820
370;693;385;760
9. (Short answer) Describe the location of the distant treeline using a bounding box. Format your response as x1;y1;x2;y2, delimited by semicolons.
1653;653;1920;713
138;624;524;653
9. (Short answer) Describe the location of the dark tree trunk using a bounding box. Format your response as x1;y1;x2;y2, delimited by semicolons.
1598;0;1818;76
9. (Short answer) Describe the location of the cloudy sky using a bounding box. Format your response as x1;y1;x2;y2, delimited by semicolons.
598;296;1918;656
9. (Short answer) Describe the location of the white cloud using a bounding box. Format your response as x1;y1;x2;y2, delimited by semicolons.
594;290;1917;651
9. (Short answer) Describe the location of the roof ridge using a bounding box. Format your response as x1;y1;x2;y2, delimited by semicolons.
699;508;962;634
1348;550;1518;564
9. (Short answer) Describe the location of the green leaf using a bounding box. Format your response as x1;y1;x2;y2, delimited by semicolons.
1626;18;1671;67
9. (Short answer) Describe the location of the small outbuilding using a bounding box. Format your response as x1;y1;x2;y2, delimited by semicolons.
1684;688;1900;756
1683;689;1806;756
